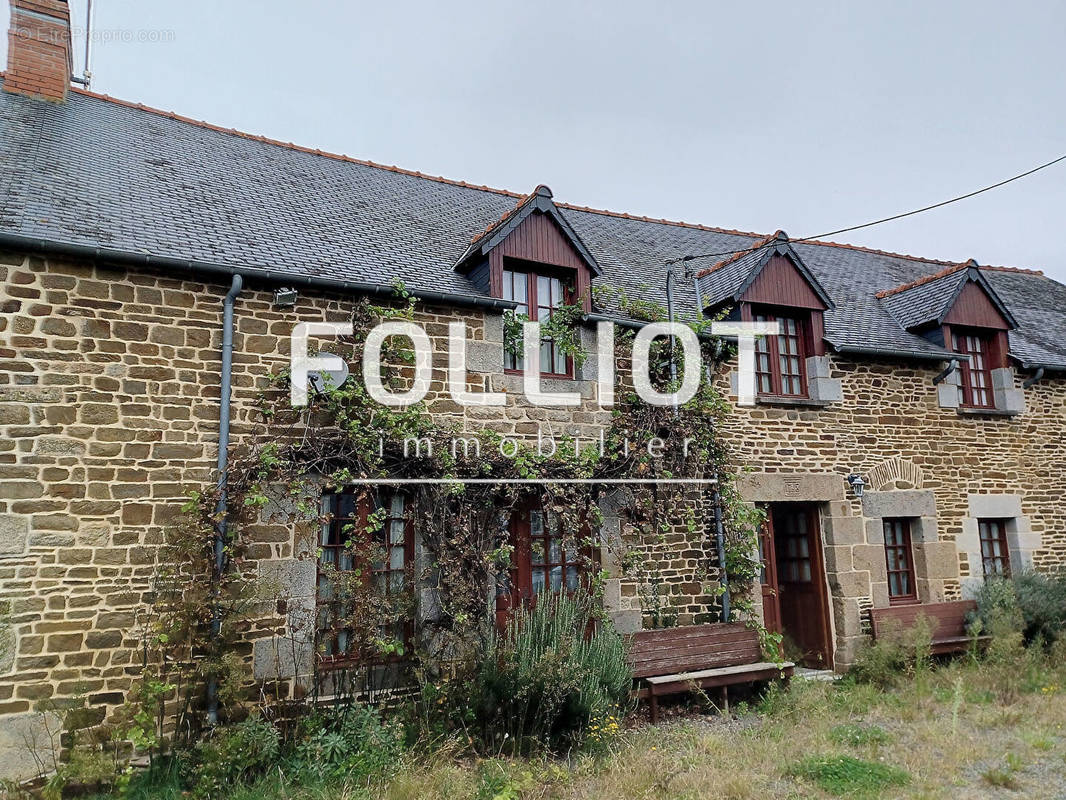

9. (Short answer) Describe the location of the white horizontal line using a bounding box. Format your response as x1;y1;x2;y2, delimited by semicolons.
355;478;717;485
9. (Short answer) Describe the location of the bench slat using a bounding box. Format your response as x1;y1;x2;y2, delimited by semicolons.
639;665;793;691
869;601;981;655
630;649;762;677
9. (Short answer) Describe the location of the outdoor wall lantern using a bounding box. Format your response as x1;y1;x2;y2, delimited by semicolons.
273;287;299;307
847;473;866;498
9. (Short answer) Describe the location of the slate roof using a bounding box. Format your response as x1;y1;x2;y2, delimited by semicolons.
697;231;834;311
878;267;972;330
877;262;1018;332
1;80;1065;371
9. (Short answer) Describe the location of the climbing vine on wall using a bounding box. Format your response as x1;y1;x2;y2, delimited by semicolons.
136;285;767;741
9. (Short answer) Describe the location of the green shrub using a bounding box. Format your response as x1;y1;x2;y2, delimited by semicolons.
428;591;631;755
848;615;933;688
788;754;909;798
972;571;1066;647
287;704;405;786
187;715;280;799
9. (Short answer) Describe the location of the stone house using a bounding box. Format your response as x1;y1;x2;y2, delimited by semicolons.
2;0;1066;781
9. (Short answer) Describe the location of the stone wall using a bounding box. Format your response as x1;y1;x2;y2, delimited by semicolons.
0;251;723;780
2;248;1065;777
719;356;1066;667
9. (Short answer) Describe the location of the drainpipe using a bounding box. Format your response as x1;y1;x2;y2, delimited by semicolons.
1022;367;1045;389
207;274;243;725
712;475;731;622
665;264;678;417
688;269;732;621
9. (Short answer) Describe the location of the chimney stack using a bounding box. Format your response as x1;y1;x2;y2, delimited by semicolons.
5;0;73;102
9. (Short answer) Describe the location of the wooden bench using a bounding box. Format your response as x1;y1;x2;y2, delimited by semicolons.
869;600;988;654
627;623;794;722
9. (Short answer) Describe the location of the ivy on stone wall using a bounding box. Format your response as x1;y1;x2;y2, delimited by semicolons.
139;285;768;740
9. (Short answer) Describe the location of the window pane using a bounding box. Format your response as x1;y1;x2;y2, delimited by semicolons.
566;566;580;591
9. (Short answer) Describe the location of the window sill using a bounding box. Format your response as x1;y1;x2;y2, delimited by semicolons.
888;597;919;607
504;368;576;381
956;406;1021;418
756;395;832;409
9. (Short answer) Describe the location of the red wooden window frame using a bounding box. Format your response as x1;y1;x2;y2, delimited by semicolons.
750;308;810;398
950;328;995;408
502;266;574;378
978;518;1011;579
317;490;415;666
882;518;918;604
495;498;586;629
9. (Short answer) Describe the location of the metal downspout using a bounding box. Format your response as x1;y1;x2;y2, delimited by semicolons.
1023;367;1045;389
690;271;732;621
207;274;243;724
666;265;678;417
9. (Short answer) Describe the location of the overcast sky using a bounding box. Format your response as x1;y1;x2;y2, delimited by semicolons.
6;1;1065;281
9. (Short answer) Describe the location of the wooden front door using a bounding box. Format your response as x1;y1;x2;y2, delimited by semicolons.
771;504;832;667
758;513;782;637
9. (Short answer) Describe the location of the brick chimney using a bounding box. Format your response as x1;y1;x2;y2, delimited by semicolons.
5;0;73;101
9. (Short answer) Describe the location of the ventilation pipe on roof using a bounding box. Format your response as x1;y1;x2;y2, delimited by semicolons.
1022;367;1045;389
207;273;243;725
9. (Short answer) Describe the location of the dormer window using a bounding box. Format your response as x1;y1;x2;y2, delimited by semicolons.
503;266;572;378
452;185;600;381
951;329;996;409
696;232;837;406
879;262;1023;415
752;309;809;397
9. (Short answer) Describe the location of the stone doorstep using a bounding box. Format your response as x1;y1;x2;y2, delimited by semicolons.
794;667;841;681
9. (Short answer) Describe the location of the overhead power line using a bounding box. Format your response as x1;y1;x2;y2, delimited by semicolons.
669;151;1066;268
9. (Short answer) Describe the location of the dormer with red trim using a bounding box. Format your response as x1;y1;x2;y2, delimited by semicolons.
698;231;841;406
878;261;1024;415
456;185;601;378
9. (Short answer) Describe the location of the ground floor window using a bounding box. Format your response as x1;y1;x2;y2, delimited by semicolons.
978;518;1011;578
317;490;414;664
496;498;585;627
882;518;917;603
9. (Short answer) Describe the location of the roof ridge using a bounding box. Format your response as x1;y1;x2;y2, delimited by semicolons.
554;201;765;238
876;261;1047;299
980;264;1046;277
798;236;1044;275
65;84;524;199
468;192;533;245
64;83;772;239
875;263;970;299
695;230;779;278
2;78;1046;279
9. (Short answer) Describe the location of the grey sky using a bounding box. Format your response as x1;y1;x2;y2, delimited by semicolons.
7;1;1065;281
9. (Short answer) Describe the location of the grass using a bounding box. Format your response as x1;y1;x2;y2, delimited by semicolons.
788;755;909;798
828;723;892;747
93;649;1066;800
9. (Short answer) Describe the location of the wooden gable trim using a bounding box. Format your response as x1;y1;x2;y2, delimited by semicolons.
487;210;593;311
739;254;828;311
457;185;601;277
942;278;1011;330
